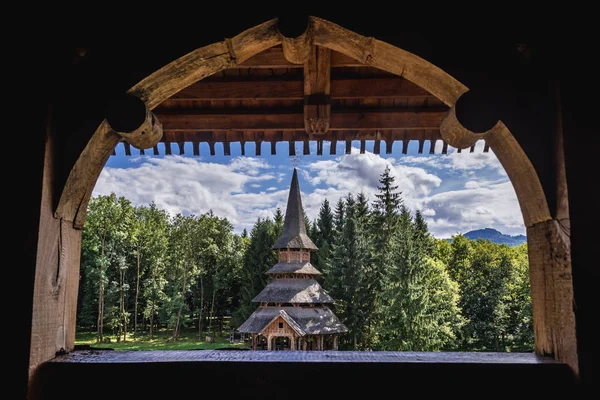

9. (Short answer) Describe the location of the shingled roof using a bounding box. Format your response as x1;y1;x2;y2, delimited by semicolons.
252;279;333;303
272;168;318;250
238;306;348;335
266;261;321;275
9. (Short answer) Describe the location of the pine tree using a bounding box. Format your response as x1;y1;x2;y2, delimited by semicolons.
273;207;284;238
318;199;334;243
414;210;434;257
231;218;278;327
371;166;403;345
323;198;346;322
352;192;377;348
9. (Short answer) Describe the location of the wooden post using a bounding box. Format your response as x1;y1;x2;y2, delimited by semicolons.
290;336;295;351
554;83;569;231
29;120;82;390
333;335;338;351
304;46;331;135
267;335;272;351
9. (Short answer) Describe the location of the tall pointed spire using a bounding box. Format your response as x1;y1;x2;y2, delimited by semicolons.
272;168;317;250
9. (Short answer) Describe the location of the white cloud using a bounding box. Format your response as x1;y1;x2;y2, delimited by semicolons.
95;147;524;239
421;181;524;238
301;148;442;223
400;140;506;176
301;147;523;238
94;156;287;233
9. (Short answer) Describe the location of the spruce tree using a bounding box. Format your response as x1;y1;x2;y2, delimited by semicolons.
323;198;346;324
231;218;278;327
371;166;403;344
313;199;334;271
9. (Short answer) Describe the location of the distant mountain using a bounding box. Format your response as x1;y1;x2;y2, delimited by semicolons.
446;228;527;246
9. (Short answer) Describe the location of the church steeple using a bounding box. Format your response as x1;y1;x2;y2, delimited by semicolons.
272;168;317;250
238;167;346;350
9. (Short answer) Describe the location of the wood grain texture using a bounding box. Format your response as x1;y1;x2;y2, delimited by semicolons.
527;220;578;375
168;77;432;101
155;130;444;150
29;130;81;390
281;31;311;64
130;19;281;110
233;45;364;68
57;19;282;226
441;105;551;227
55;121;120;227
310;16;468;107
156;109;447;131
304;46;331;135
116;109;163;150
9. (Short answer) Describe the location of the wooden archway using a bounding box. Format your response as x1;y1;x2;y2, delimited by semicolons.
33;16;576;382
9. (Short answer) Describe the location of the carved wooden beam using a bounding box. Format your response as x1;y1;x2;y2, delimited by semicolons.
232;45;364;68
304;46;331;135
156;108;447;131
105;94;163;149
280;19;311;64
169;77;429;101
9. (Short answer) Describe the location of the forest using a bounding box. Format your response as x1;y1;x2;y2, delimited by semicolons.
77;167;533;352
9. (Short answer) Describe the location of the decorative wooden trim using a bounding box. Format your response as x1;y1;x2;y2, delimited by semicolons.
105;95;163;149
440;106;551;228
52;17;577;378
280;20;312;65
170;77;429;101
56;19;282;227
131;19;281;110
310;16;468;107
156;109;447;131
304;46;331;135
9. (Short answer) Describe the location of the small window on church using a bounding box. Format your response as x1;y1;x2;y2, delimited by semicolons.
279;322;284;329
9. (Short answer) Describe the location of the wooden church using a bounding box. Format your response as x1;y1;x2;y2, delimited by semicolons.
238;168;347;350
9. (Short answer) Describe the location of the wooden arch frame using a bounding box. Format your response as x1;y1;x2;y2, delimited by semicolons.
35;16;577;381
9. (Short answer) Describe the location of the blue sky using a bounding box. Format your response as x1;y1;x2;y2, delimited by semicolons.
95;139;525;239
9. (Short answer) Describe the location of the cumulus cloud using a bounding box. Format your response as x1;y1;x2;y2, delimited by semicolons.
300;148;442;224
401;140;506;176
94;156;288;233
95;147;524;238
301;147;522;238
420;180;524;238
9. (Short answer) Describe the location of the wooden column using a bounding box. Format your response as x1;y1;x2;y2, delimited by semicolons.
333;335;338;351
527;219;578;374
304;46;331;135
290;336;295;351
554;84;569;231
29;120;82;391
267;335;272;351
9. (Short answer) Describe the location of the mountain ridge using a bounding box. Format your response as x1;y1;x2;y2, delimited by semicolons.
444;228;526;246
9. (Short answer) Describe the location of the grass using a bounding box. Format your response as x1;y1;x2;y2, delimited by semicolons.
75;327;250;351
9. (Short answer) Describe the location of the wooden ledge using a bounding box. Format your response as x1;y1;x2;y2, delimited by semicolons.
52;349;563;365
32;350;576;398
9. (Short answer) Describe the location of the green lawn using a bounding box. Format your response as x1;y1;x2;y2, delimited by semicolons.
75;328;250;351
